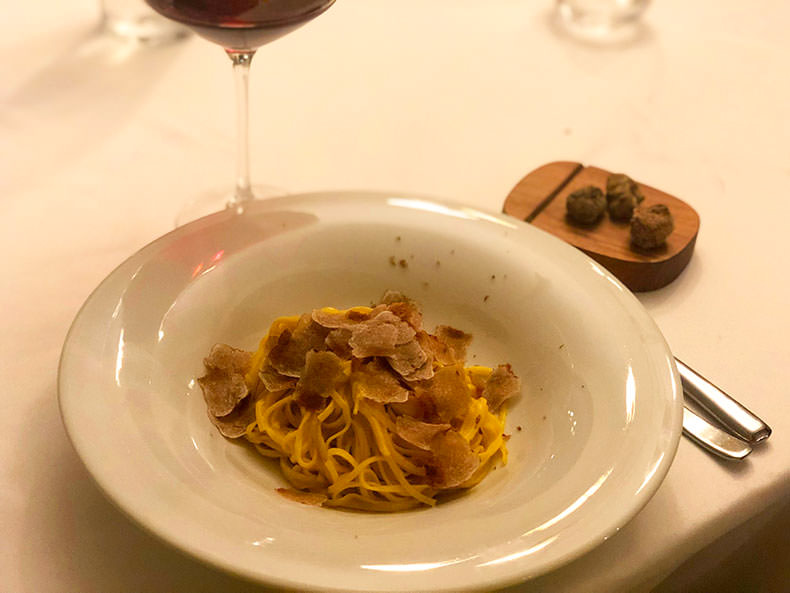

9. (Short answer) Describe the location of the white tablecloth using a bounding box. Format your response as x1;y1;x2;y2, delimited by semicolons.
2;1;788;591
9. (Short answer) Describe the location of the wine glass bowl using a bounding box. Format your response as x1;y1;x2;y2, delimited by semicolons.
144;0;335;223
146;0;335;50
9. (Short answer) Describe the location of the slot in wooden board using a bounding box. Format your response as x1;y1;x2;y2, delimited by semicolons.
503;161;700;291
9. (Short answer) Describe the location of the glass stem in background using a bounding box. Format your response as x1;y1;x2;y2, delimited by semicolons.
227;50;256;209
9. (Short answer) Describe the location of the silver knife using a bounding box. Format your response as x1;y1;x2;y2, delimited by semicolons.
676;359;772;444
682;406;752;460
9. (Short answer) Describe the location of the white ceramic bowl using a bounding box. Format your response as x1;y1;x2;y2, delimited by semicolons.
59;191;682;592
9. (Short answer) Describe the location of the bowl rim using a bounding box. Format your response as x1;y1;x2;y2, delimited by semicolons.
58;190;683;592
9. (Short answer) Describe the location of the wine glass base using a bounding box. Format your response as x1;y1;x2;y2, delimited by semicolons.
174;185;287;227
553;0;649;45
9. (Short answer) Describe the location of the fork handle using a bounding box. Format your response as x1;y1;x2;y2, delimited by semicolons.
676;359;772;444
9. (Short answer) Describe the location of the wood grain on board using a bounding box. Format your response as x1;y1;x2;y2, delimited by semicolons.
503;162;700;292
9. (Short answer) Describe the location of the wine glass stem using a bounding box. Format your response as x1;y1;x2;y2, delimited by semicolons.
227;50;256;208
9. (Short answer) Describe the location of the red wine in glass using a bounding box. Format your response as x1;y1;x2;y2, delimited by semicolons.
146;0;334;50
145;0;335;223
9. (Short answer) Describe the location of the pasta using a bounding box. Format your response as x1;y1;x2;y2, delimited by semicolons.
198;293;520;511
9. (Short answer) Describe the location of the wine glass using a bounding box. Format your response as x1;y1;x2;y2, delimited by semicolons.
145;0;335;224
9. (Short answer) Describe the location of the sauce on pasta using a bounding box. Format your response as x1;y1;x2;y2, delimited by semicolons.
198;294;520;511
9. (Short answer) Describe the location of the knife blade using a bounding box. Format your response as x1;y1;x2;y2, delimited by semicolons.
682;406;752;460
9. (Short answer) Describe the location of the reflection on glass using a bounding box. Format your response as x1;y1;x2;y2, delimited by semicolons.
143;0;336;224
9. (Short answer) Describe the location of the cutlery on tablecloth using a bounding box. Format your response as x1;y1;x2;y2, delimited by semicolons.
676;359;771;444
682;406;752;460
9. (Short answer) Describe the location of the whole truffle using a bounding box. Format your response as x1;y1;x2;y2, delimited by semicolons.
630;204;674;249
606;173;645;220
566;186;606;225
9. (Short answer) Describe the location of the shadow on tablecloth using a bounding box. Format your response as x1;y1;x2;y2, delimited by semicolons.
650;499;790;593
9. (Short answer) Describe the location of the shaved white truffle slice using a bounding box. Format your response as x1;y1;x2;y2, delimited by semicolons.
386;300;423;331
387;340;432;381
311;305;387;329
258;363;296;392
325;328;353;358
311;308;364;329
197;344;252;417
348;323;400;357
268;315;330;377
416;364;471;423
352;358;411;404
394;416;450;450
428;430;480;489
203;343;252;374
482;363;520;411
295;350;345;410
435;325;473;364
348;311;416;358
416;331;452;366
208;392;258;438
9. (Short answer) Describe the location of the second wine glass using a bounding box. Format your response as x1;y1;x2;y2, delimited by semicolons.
145;0;336;224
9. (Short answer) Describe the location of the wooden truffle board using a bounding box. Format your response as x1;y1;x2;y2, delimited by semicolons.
503;162;700;292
